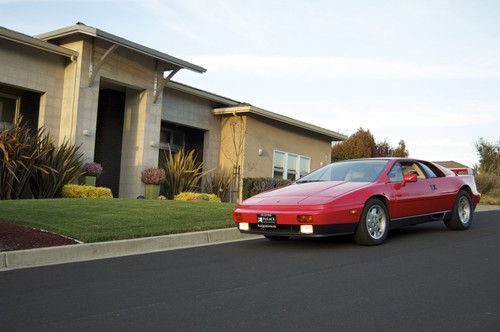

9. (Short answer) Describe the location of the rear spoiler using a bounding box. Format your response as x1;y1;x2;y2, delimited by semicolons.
450;167;474;175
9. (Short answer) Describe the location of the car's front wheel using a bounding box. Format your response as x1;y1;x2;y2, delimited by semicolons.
444;190;473;230
354;198;389;245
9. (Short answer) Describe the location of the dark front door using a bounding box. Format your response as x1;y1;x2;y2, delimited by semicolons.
94;89;125;197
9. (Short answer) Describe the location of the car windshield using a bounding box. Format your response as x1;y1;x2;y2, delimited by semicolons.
296;160;389;183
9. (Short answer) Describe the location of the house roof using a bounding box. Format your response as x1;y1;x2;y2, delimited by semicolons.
213;105;347;141
35;22;206;73
0;26;78;59
434;160;470;169
167;81;240;106
165;81;346;141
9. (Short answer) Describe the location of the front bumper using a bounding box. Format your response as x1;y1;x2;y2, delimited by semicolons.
239;223;358;237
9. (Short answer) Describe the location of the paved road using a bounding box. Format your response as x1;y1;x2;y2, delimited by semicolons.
1;210;499;331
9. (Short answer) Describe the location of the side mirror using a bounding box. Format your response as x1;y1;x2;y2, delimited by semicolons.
403;173;417;183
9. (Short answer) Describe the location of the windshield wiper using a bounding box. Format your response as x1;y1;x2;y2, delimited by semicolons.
295;179;327;184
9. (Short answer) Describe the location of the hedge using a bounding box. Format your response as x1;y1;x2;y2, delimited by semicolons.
62;184;113;199
242;177;292;199
174;192;221;202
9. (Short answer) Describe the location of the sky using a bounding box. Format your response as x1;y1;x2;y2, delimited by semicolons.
1;0;499;167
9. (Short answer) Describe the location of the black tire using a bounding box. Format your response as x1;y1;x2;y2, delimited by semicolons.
354;198;390;246
444;190;473;230
264;235;290;241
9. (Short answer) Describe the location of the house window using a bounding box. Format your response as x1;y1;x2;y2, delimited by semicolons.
160;128;185;151
273;150;311;181
273;151;285;179
0;94;19;131
299;156;311;178
287;154;298;180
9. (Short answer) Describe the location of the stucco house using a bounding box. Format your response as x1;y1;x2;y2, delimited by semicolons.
0;23;346;199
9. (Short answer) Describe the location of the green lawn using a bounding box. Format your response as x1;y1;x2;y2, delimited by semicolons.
0;199;236;243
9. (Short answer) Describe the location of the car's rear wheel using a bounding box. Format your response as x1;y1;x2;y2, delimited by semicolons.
354;198;389;246
264;235;290;241
444;190;473;230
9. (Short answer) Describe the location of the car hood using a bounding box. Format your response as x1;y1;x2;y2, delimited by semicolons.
242;181;370;206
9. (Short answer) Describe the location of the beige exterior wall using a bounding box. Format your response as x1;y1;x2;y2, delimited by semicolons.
162;88;222;173
1;28;339;200
0;38;69;142
57;37;163;198
219;115;246;173
243;116;332;178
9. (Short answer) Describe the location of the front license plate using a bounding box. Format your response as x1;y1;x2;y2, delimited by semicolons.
257;214;277;228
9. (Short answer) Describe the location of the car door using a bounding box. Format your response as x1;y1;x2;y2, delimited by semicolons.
417;161;456;212
388;161;436;219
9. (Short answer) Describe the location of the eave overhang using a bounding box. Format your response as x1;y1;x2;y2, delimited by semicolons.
36;24;206;73
0;26;78;59
213;105;347;141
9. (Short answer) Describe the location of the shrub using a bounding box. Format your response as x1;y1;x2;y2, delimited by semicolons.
203;168;233;202
82;162;103;177
242;177;292;199
162;148;209;199
174;192;221;202
0;121;51;199
1;119;84;200
141;167;166;185
475;172;500;194
30;135;84;198
62;184;113;198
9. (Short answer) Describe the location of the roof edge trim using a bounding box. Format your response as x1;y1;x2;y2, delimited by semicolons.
213;106;347;141
0;26;78;59
166;81;240;106
36;24;206;73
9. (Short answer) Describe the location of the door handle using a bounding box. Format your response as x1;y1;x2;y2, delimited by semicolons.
430;184;437;191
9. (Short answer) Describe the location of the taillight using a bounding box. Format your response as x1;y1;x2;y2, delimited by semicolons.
297;215;313;223
233;213;243;222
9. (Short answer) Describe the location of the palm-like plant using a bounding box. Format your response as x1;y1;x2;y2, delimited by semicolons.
0;121;49;199
162;148;210;199
30;135;84;198
203;167;233;202
1;118;83;199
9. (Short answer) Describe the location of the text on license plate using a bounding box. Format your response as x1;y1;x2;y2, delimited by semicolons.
257;214;276;228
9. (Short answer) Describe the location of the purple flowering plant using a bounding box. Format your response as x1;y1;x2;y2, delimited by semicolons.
141;168;166;185
82;162;103;177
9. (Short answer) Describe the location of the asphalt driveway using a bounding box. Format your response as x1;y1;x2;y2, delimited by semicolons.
1;210;499;331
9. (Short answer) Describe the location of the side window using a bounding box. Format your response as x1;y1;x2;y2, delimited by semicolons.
419;162;437;178
401;162;426;180
388;163;403;182
411;163;427;179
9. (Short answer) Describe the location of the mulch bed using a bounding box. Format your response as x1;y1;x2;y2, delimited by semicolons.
0;223;78;252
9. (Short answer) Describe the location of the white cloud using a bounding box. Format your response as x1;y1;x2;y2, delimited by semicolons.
187;54;500;80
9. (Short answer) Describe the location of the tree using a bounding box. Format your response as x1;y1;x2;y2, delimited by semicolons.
331;128;409;161
331;128;375;162
392;140;409;157
475;138;500;175
373;139;393;157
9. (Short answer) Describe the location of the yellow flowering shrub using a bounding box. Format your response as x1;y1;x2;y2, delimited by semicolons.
174;192;221;202
62;184;113;199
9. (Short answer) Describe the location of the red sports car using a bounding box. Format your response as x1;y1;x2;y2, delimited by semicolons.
233;158;480;245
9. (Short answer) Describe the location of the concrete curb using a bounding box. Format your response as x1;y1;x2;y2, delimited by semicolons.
476;204;500;212
0;228;261;271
